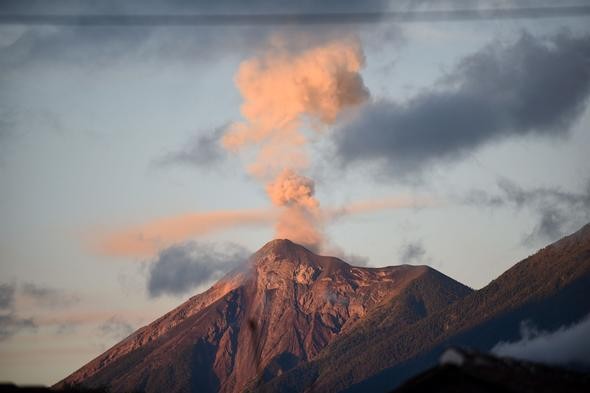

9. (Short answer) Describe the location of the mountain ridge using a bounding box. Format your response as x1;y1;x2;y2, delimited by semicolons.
259;223;590;392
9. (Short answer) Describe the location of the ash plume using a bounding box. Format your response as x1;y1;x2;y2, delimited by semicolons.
222;37;369;249
266;169;322;248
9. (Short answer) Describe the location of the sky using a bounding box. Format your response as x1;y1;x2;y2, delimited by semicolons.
1;0;590;386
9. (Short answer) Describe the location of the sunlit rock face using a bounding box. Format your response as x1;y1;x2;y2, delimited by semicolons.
56;239;471;393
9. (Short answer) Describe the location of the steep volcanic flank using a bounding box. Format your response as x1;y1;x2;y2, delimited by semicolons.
56;239;472;393
262;224;590;393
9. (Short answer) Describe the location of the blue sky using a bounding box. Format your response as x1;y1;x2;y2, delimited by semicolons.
1;0;590;385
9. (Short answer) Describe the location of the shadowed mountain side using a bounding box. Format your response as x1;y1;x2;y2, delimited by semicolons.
0;384;111;393
259;224;590;393
54;262;251;389
391;348;590;393
245;266;473;393
56;239;472;393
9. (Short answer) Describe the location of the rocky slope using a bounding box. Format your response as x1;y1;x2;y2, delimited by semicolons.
56;239;472;393
261;224;590;392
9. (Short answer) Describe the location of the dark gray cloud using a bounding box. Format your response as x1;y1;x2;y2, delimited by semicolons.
0;314;36;341
0;281;81;340
399;241;426;264
0;0;393;15
155;125;227;168
5;1;583;76
492;314;590;367
147;242;249;297
334;32;590;180
2;1;589;25
467;178;590;245
98;316;134;341
20;282;80;308
0;23;261;71
0;0;395;72
0;283;15;311
0;282;37;340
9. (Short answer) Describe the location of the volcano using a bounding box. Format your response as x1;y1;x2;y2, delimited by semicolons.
55;239;472;393
56;225;590;392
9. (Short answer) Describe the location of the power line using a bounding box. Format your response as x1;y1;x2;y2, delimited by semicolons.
0;6;589;26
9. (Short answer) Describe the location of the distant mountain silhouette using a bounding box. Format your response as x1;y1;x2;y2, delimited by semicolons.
0;383;109;393
391;347;590;393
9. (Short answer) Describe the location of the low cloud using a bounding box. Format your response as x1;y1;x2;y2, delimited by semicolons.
0;315;36;341
93;209;275;258
93;196;434;259
326;196;437;220
20;282;80;308
0;283;15;310
492;315;590;367
155;125;228;169
98;316;134;341
466;178;590;245
0;282;36;340
334;31;590;180
0;282;82;339
147;242;250;298
399;241;426;264
0;0;396;73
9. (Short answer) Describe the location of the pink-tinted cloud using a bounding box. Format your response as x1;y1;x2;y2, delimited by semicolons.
92;209;274;258
326;196;438;219
90;196;437;259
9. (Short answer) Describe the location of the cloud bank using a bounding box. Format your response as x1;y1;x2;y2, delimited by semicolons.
399;241;426;264
467;178;590;245
0;283;36;341
493;315;590;367
98;316;134;341
0;0;396;72
155;125;228;168
147;242;249;297
334;32;590;179
20;282;80;309
0;283;15;311
95;209;274;258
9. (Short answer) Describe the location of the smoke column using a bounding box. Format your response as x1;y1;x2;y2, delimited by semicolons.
223;38;369;249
